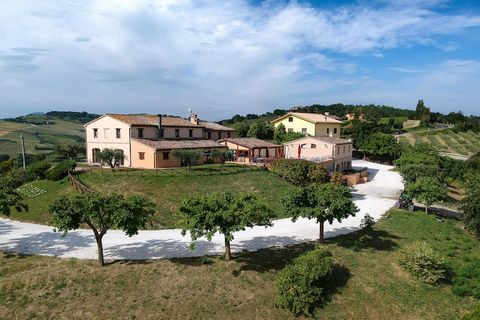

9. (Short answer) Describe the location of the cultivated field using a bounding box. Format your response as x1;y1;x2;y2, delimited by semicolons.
1;210;478;319
413;130;480;156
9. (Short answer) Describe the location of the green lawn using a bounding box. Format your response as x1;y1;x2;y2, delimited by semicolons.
1;209;478;319
77;165;296;228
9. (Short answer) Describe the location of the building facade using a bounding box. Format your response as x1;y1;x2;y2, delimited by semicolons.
218;138;281;163
271;112;343;137
84;113;234;168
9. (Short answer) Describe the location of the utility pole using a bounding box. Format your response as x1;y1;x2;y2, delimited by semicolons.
20;134;26;172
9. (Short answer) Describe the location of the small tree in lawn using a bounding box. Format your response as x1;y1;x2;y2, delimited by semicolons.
180;191;274;260
172;149;201;170
462;173;480;237
283;183;359;243
50;192;155;266
57;143;84;159
405;176;446;213
210;148;233;164
97;149;125;169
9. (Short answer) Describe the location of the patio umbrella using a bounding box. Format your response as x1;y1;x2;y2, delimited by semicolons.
298;144;301;158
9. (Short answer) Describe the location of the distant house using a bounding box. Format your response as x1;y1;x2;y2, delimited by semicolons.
345;113;366;121
271;112;343;137
283;136;353;172
218;138;281;163
84;112;234;168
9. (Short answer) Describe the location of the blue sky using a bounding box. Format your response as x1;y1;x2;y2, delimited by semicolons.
0;0;479;120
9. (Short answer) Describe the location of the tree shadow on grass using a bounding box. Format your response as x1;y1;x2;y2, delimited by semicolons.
329;227;400;252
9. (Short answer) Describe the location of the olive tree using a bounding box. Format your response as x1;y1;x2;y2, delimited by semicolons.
209;148;233;164
50;192;155;266
283;183;359;243
97;149;125;169
405;176;446;213
0;176;25;217
171;149;201;170
180;191;274;260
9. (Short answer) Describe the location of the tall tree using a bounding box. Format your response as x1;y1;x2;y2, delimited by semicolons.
180;191;274;260
360;132;400;163
50;193;155;266
171;149;201;170
0;176;25;217
97;149;125;169
405;177;446;213
283;183;359;243
247;122;274;140
56;143;85;159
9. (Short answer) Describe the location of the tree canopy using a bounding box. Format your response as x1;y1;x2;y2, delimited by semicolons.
462;173;480;238
180;191;274;260
0;176;25;217
171;149;201;169
360;132;400;163
50;192;155;266
97;149;125;169
405;177;446;213
283;183;359;243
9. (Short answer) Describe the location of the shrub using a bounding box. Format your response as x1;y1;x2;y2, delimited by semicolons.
26;160;51;179
0;159;16;174
462;304;480;320
360;214;375;229
46;160;76;181
275;248;333;316
330;171;344;185
397;241;446;284
271;159;328;186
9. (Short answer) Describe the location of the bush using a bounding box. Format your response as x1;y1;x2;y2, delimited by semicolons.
360;214;375;229
330;171;344;185
275;248;333;316
462;304;480;320
46;160;76;181
0;159;16;174
397;241;446;284
271;159;328;186
26;160;51;179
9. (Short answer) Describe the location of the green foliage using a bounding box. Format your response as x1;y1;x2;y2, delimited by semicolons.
360;214;375;229
283;183;358;242
270;159;329;186
179;191;274;260
415;99;431;125
329;171;344;185
97;149;125;168
209;148;233;163
0;159;17;174
232;122;249;137
395;143;442;184
397;241;446;284
273;124;305;144
247;121;274;140
360;132;400;163
405;177;446;212
46;160;76;181
50;192;155;266
0;154;10;162
171;149;201;169
453;258;480;299
275;247;334;316
0;176;25;216
462;304;480;320
462;173;480;237
26;160;51;179
56;143;85;159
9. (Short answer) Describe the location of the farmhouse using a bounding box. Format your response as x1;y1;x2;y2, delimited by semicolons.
84;112;234;168
284;136;353;172
218;138;281;163
271;112;343;137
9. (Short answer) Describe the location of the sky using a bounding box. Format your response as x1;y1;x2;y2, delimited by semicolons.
0;0;479;120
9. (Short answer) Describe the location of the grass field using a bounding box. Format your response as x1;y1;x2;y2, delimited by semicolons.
1;209;478;319
77;165;297;228
0;116;85;158
413;130;480;156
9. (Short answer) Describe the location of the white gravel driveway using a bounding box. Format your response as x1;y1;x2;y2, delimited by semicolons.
0;160;403;261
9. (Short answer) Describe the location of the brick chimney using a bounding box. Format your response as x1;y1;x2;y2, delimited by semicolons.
190;112;199;125
324;112;329;122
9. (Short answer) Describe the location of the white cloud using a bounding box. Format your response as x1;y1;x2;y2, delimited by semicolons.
0;0;479;118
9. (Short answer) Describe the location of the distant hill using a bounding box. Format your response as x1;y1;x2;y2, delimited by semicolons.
0;111;98;158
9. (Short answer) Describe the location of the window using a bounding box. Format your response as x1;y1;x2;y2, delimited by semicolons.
334;128;338;134
218;132;222;140
163;152;169;160
327;128;330;134
288;116;293;122
138;152;145;160
189;129;193;138
311;144;317;149
343;146;346;153
287;128;293;133
207;132;212;139
116;128;121;139
337;147;340;154
137;128;144;138
103;128;109;138
175;129;180;138
301;144;306;149
93;128;98;138
301;128;307;134
227;132;231;138
161;129;165;137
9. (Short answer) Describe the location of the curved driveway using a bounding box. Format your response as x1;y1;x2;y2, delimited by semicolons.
0;160;403;261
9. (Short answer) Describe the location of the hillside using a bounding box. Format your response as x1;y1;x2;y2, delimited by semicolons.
0;112;98;158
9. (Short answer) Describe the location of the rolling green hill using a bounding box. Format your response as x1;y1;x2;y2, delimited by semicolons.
0;112;98;158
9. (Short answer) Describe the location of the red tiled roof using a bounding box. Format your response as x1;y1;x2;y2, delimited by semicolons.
272;112;343;124
219;138;280;149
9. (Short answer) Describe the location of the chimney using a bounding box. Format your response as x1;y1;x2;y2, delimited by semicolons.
190;112;198;125
157;114;163;138
324;112;329;122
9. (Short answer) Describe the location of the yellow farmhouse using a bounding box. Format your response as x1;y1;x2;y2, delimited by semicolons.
271;112;343;137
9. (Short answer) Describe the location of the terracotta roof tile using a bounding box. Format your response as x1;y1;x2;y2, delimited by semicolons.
219;138;280;149
272;112;343;124
133;138;226;150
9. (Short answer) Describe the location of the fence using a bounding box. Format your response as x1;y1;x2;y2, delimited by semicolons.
67;171;93;193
